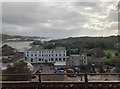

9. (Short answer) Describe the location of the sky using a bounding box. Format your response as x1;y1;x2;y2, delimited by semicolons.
1;0;119;39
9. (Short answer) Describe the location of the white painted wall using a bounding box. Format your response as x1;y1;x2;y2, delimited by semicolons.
24;48;67;63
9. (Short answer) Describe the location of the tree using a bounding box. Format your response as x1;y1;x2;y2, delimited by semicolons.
87;49;94;56
4;60;31;81
94;48;105;57
106;53;112;59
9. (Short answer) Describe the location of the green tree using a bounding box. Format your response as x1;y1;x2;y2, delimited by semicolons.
106;53;112;59
94;48;105;57
4;60;31;81
87;49;94;56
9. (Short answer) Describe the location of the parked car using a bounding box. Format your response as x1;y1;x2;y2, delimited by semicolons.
56;67;65;70
54;70;65;74
50;66;54;69
74;67;80;73
66;69;77;77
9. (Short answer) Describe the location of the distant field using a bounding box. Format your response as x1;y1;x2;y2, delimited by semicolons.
104;50;117;57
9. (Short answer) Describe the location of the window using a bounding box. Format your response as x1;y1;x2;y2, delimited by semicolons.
59;58;61;61
52;54;53;56
35;54;37;56
56;54;57;56
42;54;44;56
27;51;29;53
84;57;86;59
42;59;44;61
27;54;29;57
59;54;61;56
51;58;53;61
63;58;65;61
55;58;58;61
49;54;50;56
31;54;33;56
49;58;50;61
39;58;41;61
39;54;41;56
64;54;65;56
39;51;41;53
31;58;33;62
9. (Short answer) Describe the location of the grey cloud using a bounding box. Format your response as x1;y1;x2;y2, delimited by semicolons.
2;2;118;38
108;22;118;30
3;2;88;27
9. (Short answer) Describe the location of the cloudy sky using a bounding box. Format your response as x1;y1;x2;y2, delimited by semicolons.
2;1;119;39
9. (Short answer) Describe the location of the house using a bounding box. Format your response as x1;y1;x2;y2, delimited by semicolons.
67;54;87;68
1;44;17;63
2;44;16;56
24;46;67;63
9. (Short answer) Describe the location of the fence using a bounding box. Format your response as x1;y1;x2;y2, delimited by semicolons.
1;73;120;89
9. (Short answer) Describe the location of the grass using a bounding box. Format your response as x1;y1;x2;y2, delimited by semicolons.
104;50;117;57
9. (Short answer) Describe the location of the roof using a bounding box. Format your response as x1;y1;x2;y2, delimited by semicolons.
28;46;43;51
70;54;80;57
2;44;16;56
54;62;66;66
27;46;66;51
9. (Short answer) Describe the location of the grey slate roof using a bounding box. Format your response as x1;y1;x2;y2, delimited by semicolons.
27;46;66;51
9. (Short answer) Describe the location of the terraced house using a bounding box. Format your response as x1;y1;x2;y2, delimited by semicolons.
24;46;67;63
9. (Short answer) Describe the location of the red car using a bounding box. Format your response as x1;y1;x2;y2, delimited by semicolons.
66;69;77;77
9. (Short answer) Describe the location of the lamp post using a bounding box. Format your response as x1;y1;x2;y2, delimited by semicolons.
91;63;95;73
38;69;41;82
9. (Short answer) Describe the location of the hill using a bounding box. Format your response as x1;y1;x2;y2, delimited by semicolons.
1;34;47;42
0;34;14;42
49;36;119;50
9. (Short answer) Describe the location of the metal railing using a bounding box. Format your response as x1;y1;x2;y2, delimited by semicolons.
1;73;120;89
1;73;120;82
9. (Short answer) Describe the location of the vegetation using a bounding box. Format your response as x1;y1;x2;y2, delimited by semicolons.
103;57;120;67
47;35;120;68
49;36;119;50
3;60;31;81
104;50;117;57
86;48;105;57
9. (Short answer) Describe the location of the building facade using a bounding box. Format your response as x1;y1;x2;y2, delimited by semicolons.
67;54;87;68
24;47;67;63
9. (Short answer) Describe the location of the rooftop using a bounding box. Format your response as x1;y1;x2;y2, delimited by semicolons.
54;62;66;66
27;46;66;51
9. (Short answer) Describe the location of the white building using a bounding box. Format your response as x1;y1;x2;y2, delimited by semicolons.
24;46;67;63
67;54;87;68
